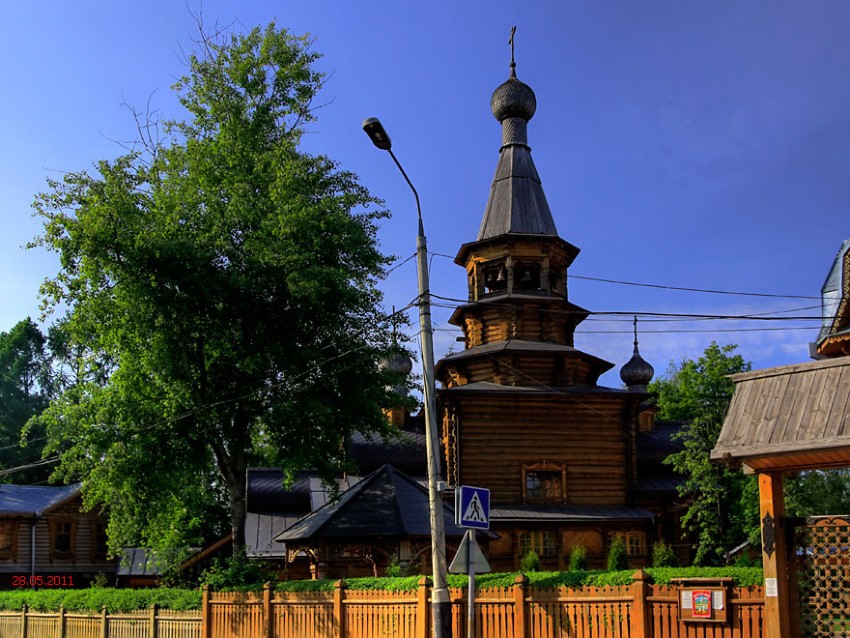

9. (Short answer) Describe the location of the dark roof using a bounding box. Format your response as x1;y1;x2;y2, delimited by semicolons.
711;357;850;471
437;339;614;377
247;469;312;513
478;145;557;240
275;465;470;542
246;513;304;558
438;380;634;396
0;484;81;518
246;431;428;514
490;504;654;523
636;421;685;466
348;431;427;475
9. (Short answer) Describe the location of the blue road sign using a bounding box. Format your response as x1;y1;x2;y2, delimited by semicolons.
455;485;490;530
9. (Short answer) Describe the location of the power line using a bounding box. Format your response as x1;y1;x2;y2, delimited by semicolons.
569;273;819;300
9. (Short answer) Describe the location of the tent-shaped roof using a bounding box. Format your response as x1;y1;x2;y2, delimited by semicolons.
0;484;81;519
275;464;471;542
816;239;850;357
711;357;850;472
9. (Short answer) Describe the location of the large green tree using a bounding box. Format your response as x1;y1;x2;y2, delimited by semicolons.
0;319;55;483
30;24;401;558
649;342;755;565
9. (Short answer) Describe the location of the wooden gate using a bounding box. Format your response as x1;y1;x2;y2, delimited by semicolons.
795;515;850;637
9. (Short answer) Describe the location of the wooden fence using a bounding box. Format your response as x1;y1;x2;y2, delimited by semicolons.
0;606;200;638
0;572;764;638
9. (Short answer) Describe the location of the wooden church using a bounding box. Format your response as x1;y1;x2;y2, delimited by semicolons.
248;53;688;579
434;56;684;571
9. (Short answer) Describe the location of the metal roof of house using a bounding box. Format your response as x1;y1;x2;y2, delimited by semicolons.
0;483;81;518
711;356;850;471
274;465;470;542
490;504;654;523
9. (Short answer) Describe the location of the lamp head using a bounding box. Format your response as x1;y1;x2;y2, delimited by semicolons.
362;117;392;150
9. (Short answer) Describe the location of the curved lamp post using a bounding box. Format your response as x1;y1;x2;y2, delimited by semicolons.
362;117;450;638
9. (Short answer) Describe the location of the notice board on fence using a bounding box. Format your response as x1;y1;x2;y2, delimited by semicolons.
678;586;728;623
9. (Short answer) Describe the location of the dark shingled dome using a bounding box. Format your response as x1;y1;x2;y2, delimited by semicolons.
491;76;537;122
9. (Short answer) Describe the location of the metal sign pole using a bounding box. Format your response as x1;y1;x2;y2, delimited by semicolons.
466;529;475;638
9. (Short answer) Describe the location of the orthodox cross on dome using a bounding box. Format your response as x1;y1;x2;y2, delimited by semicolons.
509;26;517;76
620;316;654;392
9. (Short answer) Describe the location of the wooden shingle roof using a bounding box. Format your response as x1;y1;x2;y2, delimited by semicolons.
711;357;850;471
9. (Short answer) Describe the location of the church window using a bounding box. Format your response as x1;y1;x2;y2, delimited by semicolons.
518;530;556;557
522;462;566;503
612;531;646;556
482;261;508;294
516;262;541;291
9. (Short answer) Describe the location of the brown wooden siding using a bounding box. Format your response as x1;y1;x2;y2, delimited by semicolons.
0;496;113;575
449;395;632;504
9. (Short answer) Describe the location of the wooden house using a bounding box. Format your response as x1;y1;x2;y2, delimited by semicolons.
0;484;114;587
434;60;684;571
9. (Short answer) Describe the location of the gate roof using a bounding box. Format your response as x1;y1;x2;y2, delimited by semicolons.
711;356;850;472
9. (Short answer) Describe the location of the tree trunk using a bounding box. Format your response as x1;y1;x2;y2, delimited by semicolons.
209;434;248;557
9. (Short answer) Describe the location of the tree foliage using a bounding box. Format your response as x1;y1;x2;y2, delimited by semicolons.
0;319;57;484
649;342;755;565
30;24;401;559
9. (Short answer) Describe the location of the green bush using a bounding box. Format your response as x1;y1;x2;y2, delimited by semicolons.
651;541;678;567
568;545;588;571
607;538;629;571
199;555;275;590
0;567;765;611
520;549;540;573
0;588;202;612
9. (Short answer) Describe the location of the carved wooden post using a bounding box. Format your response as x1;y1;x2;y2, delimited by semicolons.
100;606;108;638
416;576;431;638
513;573;528;638
263;582;273;638
630;569;651;638
200;585;210;638
759;471;792;638
333;580;347;638
149;603;158;638
58;606;66;638
20;603;27;638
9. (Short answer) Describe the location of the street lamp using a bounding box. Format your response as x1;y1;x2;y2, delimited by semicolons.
363;117;451;638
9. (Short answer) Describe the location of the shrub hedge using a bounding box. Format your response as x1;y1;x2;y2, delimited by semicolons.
0;566;763;611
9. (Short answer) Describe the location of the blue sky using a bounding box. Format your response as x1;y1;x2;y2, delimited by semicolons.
2;1;848;387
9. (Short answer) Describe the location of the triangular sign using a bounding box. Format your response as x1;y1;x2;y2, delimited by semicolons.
449;532;491;574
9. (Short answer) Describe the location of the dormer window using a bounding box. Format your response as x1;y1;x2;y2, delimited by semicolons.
522;462;566;503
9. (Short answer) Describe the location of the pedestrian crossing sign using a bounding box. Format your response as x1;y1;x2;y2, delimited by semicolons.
455;485;490;529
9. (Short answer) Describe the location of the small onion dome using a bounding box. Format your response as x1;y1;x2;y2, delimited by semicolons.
379;347;413;397
620;318;654;392
491;72;537;123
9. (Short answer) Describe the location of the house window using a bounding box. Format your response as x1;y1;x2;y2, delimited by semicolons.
51;520;76;560
0;522;16;560
518;531;557;557
522;462;566;503
613;532;646;556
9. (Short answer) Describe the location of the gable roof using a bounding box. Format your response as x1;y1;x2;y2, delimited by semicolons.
274;464;471;542
711;357;850;471
0;484;81;519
